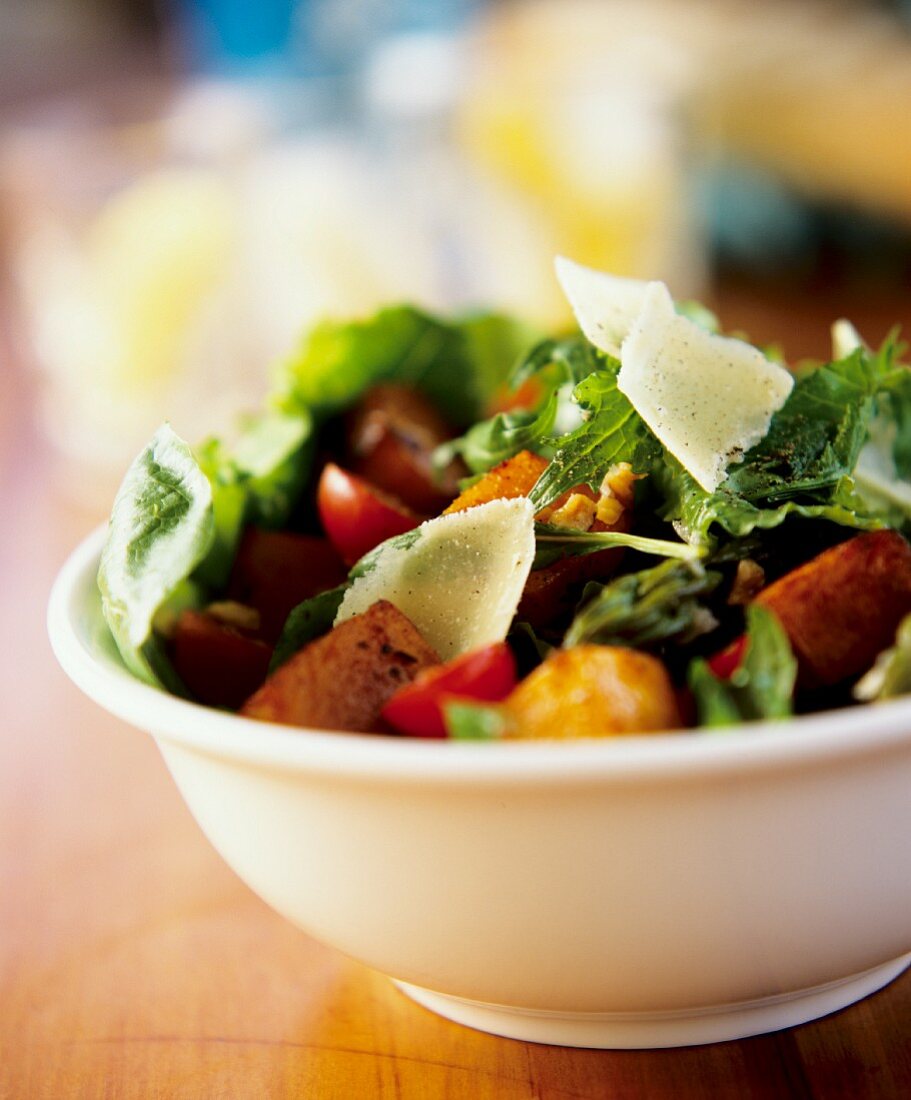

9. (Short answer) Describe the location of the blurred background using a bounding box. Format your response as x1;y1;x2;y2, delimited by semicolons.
2;0;911;504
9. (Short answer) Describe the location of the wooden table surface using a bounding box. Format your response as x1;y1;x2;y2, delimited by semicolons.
2;283;911;1099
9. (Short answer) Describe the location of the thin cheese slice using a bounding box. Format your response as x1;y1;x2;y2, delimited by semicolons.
832;318;864;360
618;282;794;493
335;498;535;660
554;256;651;359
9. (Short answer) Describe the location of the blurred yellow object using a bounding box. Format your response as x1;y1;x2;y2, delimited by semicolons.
87;169;235;391
458;2;702;327
461;0;911;307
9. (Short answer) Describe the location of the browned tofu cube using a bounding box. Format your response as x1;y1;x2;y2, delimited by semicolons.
504;646;682;739
240;600;440;732
756;530;911;687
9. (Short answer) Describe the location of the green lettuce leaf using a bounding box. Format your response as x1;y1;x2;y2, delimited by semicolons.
272;306;528;429
564;559;721;649
97;424;214;692
688;604;797;727
194;410;313;588
270;584;348;671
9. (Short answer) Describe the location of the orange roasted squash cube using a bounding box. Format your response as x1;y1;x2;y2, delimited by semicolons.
443;450;549;514
504;645;682;739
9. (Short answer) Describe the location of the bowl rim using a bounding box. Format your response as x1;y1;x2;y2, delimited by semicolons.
48;525;911;785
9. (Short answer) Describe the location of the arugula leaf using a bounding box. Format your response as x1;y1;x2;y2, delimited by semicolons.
652;345;897;548
533;524;702;569
688;604;797;727
528;366;661;511
510;335;604;390
654;458;881;550
434;391;558;475
98;424;214;692
433;335;606;477
851;335;911;527
272;306;527;429
564;559;721;649
720;348;879;502
270;584;348;671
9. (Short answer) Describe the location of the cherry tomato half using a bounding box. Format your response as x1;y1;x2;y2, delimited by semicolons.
706;634;748;680
381;642;518;738
317;462;420;566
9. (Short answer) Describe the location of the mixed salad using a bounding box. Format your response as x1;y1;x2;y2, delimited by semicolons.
97;258;911;739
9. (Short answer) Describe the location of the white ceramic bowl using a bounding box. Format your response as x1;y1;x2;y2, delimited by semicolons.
49;527;911;1048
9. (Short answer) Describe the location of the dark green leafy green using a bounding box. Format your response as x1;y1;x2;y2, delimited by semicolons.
98;424;214;692
528;367;661;511
653;458;881;550
564;560;721;649
508;621;554;665
688;604;797;726
431;335;602;476
720;349;879;502
651;344;902;549
270;584;348;671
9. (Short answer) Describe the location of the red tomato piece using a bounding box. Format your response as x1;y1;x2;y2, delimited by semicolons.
381;642;518;738
707;634;748;680
228;528;347;641
317;462;420;566
170;610;273;710
346;384;464;513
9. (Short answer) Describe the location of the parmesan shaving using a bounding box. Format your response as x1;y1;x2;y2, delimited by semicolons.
554;256;651;359
335;498;535;659
618;282;794;492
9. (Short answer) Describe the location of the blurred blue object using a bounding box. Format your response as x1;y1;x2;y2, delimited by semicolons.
172;0;483;78
176;0;298;74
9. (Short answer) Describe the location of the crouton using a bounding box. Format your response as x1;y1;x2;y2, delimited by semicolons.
240;600;440;731
755;530;911;687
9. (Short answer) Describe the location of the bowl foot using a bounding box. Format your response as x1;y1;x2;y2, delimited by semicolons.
395;954;911;1048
